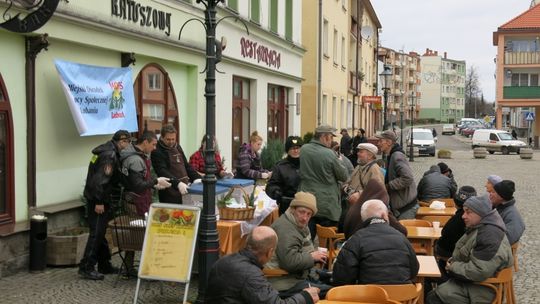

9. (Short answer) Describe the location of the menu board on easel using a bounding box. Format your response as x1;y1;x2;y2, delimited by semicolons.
138;203;200;282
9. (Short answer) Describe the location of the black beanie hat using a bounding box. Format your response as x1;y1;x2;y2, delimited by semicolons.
285;136;303;152
437;162;450;174
454;185;477;207
493;180;515;201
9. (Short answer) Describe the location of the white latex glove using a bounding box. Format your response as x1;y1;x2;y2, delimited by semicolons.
154;177;171;190
178;182;189;195
192;178;202;184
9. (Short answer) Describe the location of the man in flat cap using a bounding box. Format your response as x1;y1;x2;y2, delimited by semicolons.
375;130;418;219
79;130;132;280
299;124;348;239
489;180;525;244
266;192;331;298
427;195;513;304
342;143;384;204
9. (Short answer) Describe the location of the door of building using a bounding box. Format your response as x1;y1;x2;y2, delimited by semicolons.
0;74;14;226
232;76;251;169
267;84;288;140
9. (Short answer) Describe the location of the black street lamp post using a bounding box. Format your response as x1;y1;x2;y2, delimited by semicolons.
400;93;404;147
379;65;392;131
409;92;416;162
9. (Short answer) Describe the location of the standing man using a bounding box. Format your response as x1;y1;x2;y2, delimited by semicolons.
151;124;201;204
342;143;385;204
350;129;367;166
206;226;320;304
490;180;525;245
120;131;171;215
79;130;131;280
339;128;352;160
426;196;513;304
299;125;348;238
376;130;418;219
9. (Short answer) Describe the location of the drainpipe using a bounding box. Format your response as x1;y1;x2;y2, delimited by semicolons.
353;0;360;134
317;0;322;126
25;34;49;208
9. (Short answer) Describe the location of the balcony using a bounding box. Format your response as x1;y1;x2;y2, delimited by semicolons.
504;51;540;65
503;86;540;99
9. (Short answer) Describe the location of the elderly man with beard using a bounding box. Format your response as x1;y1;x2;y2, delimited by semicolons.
426;196;513;304
490;180;525;245
342;143;384;205
266;192;332;299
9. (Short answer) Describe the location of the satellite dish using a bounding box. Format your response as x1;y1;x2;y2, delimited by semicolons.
360;26;373;40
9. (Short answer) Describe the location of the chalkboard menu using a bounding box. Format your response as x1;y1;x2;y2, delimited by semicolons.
138;203;200;282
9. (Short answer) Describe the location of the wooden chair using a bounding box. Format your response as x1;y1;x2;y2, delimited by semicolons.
374;283;423;304
476;267;515;304
419;215;451;227
326;285;400;303
262;267;289;277
511;242;519;272
316;224;344;270
399;219;433;227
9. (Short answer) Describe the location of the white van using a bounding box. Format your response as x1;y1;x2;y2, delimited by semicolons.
472;129;526;154
406;128;436;156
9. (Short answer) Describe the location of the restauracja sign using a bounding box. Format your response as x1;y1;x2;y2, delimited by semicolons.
240;37;281;69
111;0;171;36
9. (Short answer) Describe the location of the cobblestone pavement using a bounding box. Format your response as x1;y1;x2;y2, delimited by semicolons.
0;147;538;303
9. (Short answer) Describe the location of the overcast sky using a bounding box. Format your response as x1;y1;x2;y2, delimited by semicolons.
371;1;532;102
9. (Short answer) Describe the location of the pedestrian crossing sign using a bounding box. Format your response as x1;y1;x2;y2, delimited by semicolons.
525;112;535;121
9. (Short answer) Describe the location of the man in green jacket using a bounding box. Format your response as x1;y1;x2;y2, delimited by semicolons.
426;195;513;304
299;124;348;239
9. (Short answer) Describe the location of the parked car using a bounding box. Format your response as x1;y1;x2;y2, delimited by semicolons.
442;124;455;135
406;128;436;156
472;129;527;154
462;125;483;138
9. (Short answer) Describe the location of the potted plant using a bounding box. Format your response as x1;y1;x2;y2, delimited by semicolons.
46;227;89;266
260;138;285;170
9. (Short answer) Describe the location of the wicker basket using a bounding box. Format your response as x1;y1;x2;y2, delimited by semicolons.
219;186;255;220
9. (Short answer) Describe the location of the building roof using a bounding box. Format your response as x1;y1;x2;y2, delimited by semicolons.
493;4;540;45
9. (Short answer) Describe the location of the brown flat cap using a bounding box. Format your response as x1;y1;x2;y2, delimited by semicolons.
375;130;397;142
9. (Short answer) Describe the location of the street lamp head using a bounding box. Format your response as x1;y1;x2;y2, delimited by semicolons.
379;64;393;90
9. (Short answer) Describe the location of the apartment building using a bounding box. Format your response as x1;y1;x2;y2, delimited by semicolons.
378;47;422;128
420;49;465;123
493;3;540;146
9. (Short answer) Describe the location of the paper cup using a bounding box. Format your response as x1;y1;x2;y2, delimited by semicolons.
257;200;264;209
318;247;328;253
432;221;440;229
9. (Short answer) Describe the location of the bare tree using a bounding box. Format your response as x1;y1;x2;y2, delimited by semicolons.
465;66;482;118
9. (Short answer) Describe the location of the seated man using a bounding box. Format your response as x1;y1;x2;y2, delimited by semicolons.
207;226;320;304
426;196;514;304
332;199;419;285
266;192;331;298
490;180;525;244
417;165;456;202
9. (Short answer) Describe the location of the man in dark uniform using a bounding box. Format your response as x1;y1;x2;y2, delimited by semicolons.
79;130;131;280
151;124;201;204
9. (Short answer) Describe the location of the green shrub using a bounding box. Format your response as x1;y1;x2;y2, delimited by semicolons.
261;138;285;170
437;149;452;159
303;132;314;144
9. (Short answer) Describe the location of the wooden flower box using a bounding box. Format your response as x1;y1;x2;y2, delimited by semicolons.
46;227;89;266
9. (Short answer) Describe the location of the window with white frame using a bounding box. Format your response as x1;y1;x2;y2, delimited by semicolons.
323;19;329;56
341;35;346;68
332;96;337;126
347;100;352;128
322;94;328;124
333;29;338;64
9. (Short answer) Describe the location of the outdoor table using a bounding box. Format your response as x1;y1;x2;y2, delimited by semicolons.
217;207;279;256
406;226;441;256
416;206;456;217
416;255;441;304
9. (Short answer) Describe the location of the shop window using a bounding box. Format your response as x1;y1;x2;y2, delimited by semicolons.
0;74;14;226
232;76;251;169
134;64;179;137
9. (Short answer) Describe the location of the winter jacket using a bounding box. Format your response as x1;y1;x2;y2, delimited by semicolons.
417;165;456;202
83;140;123;207
299;139;348;222
344;160;385;196
235;143;268;180
342;179;407;239
495;198;525;245
266;156;301;215
333;218;419;286
340;133;352;156
266;210;315;291
385;144;417;215
206;249;314;304
151;140;200;203
120;144;157;215
435;210;514;304
189;148;225;176
434;208;465;258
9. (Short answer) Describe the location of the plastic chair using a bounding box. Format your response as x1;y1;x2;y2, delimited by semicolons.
316;224;344;271
326;285;400;303
511;242;519;272
476;267;515;304
419;215;451;227
374;283;423;304
399;219;433;227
